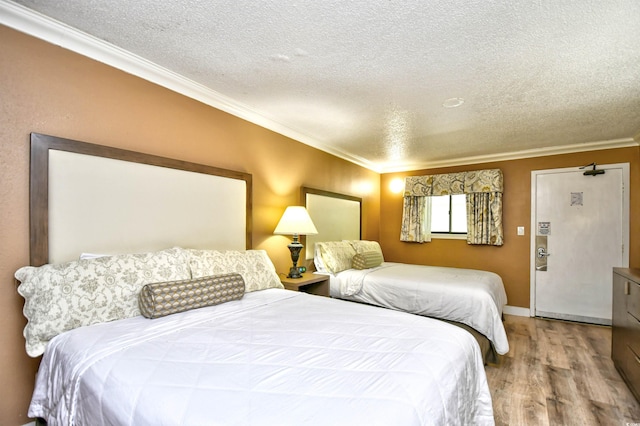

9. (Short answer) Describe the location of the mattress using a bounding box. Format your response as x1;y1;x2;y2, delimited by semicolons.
328;262;509;355
29;289;494;425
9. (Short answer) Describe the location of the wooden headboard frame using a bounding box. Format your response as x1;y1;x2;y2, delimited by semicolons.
29;133;252;266
301;187;362;260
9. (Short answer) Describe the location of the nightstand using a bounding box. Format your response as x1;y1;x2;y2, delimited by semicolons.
280;273;330;297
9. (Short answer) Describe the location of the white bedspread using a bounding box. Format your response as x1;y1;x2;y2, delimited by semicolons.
29;289;494;426
330;262;509;355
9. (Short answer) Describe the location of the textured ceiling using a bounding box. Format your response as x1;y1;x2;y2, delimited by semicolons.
4;0;640;171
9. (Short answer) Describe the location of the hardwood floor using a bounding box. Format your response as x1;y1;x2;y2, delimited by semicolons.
485;315;640;426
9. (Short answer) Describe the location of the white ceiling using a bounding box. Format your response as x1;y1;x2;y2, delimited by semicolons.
3;0;640;172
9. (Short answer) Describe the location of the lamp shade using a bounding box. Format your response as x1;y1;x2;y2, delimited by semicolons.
274;206;318;236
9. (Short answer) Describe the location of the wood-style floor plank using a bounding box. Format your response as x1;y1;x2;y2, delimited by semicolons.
486;315;640;426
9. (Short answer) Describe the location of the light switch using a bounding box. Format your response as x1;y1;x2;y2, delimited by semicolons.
517;226;525;236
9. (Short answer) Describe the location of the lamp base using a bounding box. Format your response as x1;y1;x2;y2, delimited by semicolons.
287;266;303;279
286;237;304;279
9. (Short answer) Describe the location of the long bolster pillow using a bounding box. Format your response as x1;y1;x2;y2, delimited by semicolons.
139;273;245;319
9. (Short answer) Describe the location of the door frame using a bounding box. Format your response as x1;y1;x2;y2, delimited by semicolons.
529;163;630;317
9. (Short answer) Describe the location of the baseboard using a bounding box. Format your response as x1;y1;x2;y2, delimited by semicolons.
503;305;530;317
535;310;611;326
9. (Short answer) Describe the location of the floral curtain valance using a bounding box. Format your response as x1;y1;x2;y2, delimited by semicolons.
400;169;504;246
404;169;503;196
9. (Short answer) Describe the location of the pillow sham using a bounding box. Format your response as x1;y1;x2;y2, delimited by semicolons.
187;249;283;292
346;240;385;261
15;247;191;357
139;273;245;319
316;241;356;274
352;251;384;270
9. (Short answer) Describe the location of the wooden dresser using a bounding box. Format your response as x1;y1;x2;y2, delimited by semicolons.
612;268;640;402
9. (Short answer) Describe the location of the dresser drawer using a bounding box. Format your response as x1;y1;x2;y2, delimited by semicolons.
629;279;640;321
629;312;640;357
613;268;640;403
622;345;640;400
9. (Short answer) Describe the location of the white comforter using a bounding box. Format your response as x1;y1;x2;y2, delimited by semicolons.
29;289;494;426
330;262;509;355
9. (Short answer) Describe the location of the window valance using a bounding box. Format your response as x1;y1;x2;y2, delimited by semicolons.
401;169;503;246
404;169;503;196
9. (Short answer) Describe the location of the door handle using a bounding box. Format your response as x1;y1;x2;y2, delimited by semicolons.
537;247;550;258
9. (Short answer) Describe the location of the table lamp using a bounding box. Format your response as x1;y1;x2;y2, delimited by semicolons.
274;206;318;278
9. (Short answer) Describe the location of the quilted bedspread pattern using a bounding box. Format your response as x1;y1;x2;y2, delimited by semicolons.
330;262;510;355
29;289;494;425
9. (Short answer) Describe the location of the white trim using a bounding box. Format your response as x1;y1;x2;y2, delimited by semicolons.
22;422;36;426
381;138;639;173
530;163;630;318
2;0;638;173
0;0;379;172
503;305;530;317
535;310;611;326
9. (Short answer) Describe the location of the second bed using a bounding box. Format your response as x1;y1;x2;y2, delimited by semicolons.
314;240;509;361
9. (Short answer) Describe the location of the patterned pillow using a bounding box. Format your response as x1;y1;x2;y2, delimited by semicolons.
316;241;356;274
139;273;245;319
346;240;385;261
187;249;283;292
15;247;191;357
352;251;384;270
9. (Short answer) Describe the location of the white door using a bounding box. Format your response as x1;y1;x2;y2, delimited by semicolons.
530;164;629;325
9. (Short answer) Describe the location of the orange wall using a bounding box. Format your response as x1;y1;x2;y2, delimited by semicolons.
380;147;640;309
0;26;380;425
2;23;639;426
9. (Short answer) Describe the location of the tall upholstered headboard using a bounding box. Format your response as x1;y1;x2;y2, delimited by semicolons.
301;187;362;260
29;133;252;266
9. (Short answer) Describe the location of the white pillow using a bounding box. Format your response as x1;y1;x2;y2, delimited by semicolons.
15;247;191;357
313;244;328;273
79;253;109;260
187;249;283;292
316;241;357;274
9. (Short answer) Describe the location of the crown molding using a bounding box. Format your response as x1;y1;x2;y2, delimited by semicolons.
0;0;379;172
379;138;639;173
2;1;637;175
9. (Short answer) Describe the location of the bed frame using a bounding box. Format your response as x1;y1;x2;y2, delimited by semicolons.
301;186;361;260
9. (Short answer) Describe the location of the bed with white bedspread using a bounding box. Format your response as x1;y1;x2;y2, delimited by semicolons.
29;289;494;426
15;247;495;425
315;241;509;359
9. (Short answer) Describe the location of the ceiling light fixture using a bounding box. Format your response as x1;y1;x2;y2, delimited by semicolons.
442;97;465;108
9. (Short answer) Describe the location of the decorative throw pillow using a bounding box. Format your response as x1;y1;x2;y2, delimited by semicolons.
187;249;283;292
15;247;191;357
346;240;385;261
139;273;245;319
352;251;384;270
316;241;356;274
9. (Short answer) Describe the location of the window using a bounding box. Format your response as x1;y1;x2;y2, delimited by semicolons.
401;169;503;245
430;194;467;234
